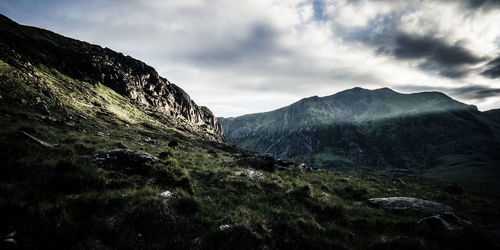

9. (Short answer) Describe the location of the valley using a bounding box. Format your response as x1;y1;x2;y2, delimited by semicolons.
0;14;499;250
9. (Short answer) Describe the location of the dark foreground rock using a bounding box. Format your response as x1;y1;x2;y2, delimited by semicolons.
417;213;472;231
368;197;454;214
93;149;162;174
236;154;313;171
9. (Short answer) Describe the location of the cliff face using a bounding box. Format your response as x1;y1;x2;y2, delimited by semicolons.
89;52;224;141
0;14;224;142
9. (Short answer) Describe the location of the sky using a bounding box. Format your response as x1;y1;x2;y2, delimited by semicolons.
1;0;500;117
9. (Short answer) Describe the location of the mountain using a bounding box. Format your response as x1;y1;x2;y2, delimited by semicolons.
219;87;500;183
0;14;223;142
1;15;499;249
485;108;500;124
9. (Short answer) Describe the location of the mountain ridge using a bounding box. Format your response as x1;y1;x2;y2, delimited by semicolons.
0;14;224;142
219;87;500;184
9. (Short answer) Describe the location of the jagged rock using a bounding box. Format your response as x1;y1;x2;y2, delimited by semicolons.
92;149;162;174
3;238;16;244
235;169;265;181
160;190;175;199
0;15;224;142
4;231;16;238
3;231;17;245
20;131;59;149
417;213;472;231
368;197;454;214
296;163;314;172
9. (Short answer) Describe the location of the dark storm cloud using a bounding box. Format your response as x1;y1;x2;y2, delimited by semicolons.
397;84;500;101
482;56;500;78
448;85;500;100
330;1;490;79
2;0;500;115
462;0;500;9
394;34;483;66
375;33;486;78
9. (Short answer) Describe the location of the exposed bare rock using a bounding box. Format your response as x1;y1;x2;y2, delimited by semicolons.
20;131;58;149
234;169;265;181
92;149;162;174
160;190;176;199
417;214;472;231
0;15;224;142
368;197;454;214
89;52;224;141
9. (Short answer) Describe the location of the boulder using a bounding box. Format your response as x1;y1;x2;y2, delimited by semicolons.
368;197;454;214
417;213;472;231
93;149;162;174
235;169;265;181
160;190;176;199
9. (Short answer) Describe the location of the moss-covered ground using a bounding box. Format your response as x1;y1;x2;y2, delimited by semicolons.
1;59;499;249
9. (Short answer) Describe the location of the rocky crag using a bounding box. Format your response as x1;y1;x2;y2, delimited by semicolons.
0;14;223;142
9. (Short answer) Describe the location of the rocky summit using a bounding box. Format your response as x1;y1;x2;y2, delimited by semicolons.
219;87;500;185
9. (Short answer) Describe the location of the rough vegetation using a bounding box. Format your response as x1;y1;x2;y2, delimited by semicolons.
0;14;499;250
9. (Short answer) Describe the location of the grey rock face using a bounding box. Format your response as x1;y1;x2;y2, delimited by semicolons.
234;169;265;181
0;15;224;142
93;149;162;174
368;197;454;214
87;52;224;142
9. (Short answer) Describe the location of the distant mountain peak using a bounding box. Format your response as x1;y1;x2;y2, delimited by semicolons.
219;87;498;174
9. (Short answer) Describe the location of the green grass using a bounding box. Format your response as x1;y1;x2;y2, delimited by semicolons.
1;50;499;249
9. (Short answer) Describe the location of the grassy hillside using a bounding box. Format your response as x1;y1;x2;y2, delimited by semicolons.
1;60;499;248
0;15;499;249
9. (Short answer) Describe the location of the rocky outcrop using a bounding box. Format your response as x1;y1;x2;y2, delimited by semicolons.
93;149;162;174
234;169;265;181
89;52;224;141
368;197;454;214
0;14;224;142
417;214;472;231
